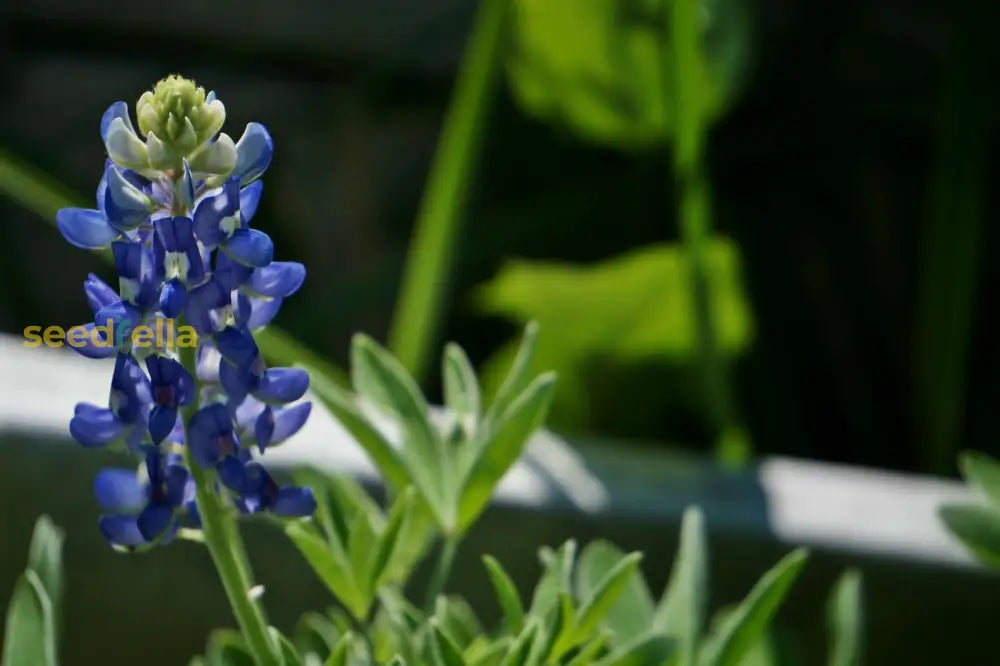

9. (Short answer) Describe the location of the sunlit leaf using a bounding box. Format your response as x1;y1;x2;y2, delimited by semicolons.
506;0;751;148
444;343;482;426
655;507;707;666
483;555;526;635
576;541;654;647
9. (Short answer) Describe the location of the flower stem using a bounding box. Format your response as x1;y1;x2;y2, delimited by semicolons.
423;535;459;613
178;343;281;666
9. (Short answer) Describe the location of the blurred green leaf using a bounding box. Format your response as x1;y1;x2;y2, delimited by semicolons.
372;488;416;588
959;451;1000;509
577;541;655;647
698;549;808;666
293;611;341;661
483;555;526;636
352;335;452;529
434;597;482;651
594;633;674;666
499;619;539;666
271;627;304;666
655;507;707;666
506;0;750;148
431;622;468;666
457;372;556;532
285;521;367;620
529;541;577;620
477;240;752;427
444;343;482;428
827;570;863;666
483;322;539;429
2;571;56;666
205;629;254;666
566;634;611;666
25;517;63;647
324;632;352;666
939;504;1000;569
575;553;644;643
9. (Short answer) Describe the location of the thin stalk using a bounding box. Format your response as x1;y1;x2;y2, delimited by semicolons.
913;3;991;473
387;0;508;381
423;536;459;613
178;343;282;666
669;0;744;464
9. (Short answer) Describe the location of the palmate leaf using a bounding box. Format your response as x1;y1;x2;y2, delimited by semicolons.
507;0;751;148
476;240;752;428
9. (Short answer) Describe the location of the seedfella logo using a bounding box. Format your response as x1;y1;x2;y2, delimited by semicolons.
23;318;198;350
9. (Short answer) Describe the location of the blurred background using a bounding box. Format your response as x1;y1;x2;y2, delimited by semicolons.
1;0;999;662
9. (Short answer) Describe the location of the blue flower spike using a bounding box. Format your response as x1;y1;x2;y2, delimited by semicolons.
54;74;312;550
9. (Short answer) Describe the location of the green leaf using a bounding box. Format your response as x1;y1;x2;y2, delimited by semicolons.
434;597;482;650
544;592;578;662
506;0;751;148
457;372;556;532
285;521;367;620
940;503;1000;568
293;612;341;661
477;241;753;428
444;343;482;425
500;619;540;666
205;629;254;666
575;553;644;641
959;451;1000;509
2;571;56;666
576;541;654;647
529;541;576;620
466;637;512;666
483;555;525;635
827;570;864;666
431;623;468;666
306;371;411;491
485;322;539;426
271;627;304;666
348;510;380;600
25;516;64;645
324;632;352;666
372;488;416;589
565;634;611;666
351;335;452;528
594;633;675;666
655;507;707;666
698;549;809;666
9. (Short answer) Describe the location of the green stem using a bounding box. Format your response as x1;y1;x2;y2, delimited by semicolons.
669;0;744;464
178;344;281;666
387;0;508;381
423;536;459;613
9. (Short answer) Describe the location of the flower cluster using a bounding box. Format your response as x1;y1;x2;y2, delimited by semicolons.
56;75;315;550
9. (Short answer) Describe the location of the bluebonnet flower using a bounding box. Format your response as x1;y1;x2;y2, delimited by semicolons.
56;75;315;550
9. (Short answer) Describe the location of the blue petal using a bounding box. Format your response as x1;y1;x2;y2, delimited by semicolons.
100;101;135;142
99;515;146;548
217;457;248;494
70;403;123;448
66;323;118;359
94;300;142;349
193;179;240;247
149;405;178;445
255;368;309;405
159;278;187;318
215;251;255;291
222;228;273;268
273;487;317;517
94;469;147;512
248;262;305;298
103;164;151;231
187;404;238;468
185;278;229;335
240;180;263;224
84;274;119;313
137;502;174;542
254;407;274;452
271;402;312;444
246;296;283;330
56;208;118;249
233;123;273;185
220;360;258;403
215;326;259;367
